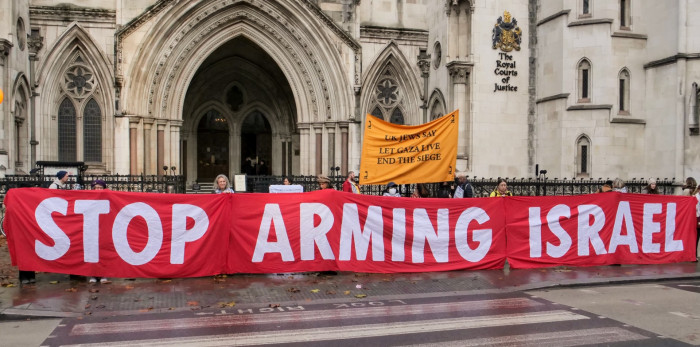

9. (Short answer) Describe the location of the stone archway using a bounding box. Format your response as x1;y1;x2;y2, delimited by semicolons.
182;36;295;182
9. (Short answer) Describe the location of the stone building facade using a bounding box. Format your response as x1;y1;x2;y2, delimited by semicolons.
0;0;698;184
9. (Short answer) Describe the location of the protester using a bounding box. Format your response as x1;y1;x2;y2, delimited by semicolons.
490;179;512;197
318;175;334;190
597;180;613;193
612;178;627;193
411;183;430;198
454;172;473;198
282;177;292;185
683;177;697;196
49;171;70;189
383;182;401;197
213;174;234;193
641;178;660;194
437;181;453;198
342;171;360;194
89;180;110;284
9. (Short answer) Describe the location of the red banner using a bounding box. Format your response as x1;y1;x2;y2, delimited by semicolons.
506;193;697;268
3;188;696;277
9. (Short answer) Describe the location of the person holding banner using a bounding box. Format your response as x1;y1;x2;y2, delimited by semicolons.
412;183;430;198
693;184;700;260
49;171;70;189
383;182;401;197
318;175;334;190
282;177;292;185
213;174;234;194
454;172;474;198
342;171;360;194
89;180;110;284
490;179;512;197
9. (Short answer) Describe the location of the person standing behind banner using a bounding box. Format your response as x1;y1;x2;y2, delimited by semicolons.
49;171;70;189
612;178;627;193
693;184;700;261
282;176;292;185
682;177;697;196
437;181;453;198
88;180;111;284
454;172;474;198
383;182;401;197
490;179;512;197
318;175;334;190
641;178;660;194
412;183;430;198
342;171;360;194
213;174;234;193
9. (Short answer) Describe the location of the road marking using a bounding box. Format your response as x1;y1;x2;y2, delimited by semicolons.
62;310;589;346
669;311;700;320
70;297;542;335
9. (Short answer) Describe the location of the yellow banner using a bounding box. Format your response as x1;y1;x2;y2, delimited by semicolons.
359;110;458;185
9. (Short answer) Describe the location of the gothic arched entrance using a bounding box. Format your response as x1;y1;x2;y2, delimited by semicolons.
182;36;297;183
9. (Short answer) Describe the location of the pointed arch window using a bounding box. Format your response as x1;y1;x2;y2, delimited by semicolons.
576;135;591;176
578;59;591;103
390;108;405;125
618;69;630;114
84;98;102;162
58;98;77;161
580;0;591;17
370;106;384;120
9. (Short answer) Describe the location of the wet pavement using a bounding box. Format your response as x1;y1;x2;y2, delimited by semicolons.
1;261;699;319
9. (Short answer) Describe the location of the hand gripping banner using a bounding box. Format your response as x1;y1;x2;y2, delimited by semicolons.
359;110;458;185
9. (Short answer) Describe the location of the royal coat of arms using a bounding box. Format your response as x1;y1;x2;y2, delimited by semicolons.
492;11;522;52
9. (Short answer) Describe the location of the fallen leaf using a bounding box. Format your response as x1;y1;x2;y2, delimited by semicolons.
84;304;91;309
219;301;236;308
326;290;336;295
168;307;174;310
269;303;280;308
344;290;350;295
88;289;99;293
354;294;367;298
139;307;154;312
125;285;134;290
49;281;59;284
3;283;15;287
160;279;172;283
310;289;320;293
187;301;199;306
287;287;300;293
96;304;106;309
65;288;77;292
85;312;92;316
91;295;98;300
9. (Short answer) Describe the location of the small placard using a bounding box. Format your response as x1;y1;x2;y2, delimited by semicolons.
233;174;247;192
269;184;304;193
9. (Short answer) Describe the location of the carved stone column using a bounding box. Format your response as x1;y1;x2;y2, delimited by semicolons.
447;61;472;170
128;116;141;174
339;121;349;176
143;118;154;175
314;124;323;175
157;120;167;177
417;49;431;123
326;122;336;173
169;120;182;177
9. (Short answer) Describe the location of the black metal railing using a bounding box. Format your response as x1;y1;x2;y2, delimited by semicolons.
243;175;679;197
0;174;186;196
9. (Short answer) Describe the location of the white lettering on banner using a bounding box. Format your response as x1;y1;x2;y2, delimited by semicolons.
609;201;637;253
252;204;294;262
529;202;685;258
299;203;335;260
113;202;163;265
642;203;662;253
391;209;406;261
74;200;110;262
412;209;449;263
454;207;492;262
34;197;71;261
665;203;683;252
577;204;607;256
171;204;210;264
339;204;384;261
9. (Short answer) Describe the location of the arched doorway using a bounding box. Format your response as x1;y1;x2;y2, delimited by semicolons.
196;110;229;181
182;36;297;183
241;111;271;175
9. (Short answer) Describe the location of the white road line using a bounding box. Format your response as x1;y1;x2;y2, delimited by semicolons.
404;327;648;347
70;297;542;336
62;310;589;347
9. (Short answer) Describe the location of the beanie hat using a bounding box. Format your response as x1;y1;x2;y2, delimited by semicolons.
91;179;107;189
56;171;68;180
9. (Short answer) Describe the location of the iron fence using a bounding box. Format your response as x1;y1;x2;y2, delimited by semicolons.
244;175;679;197
0;174;186;196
